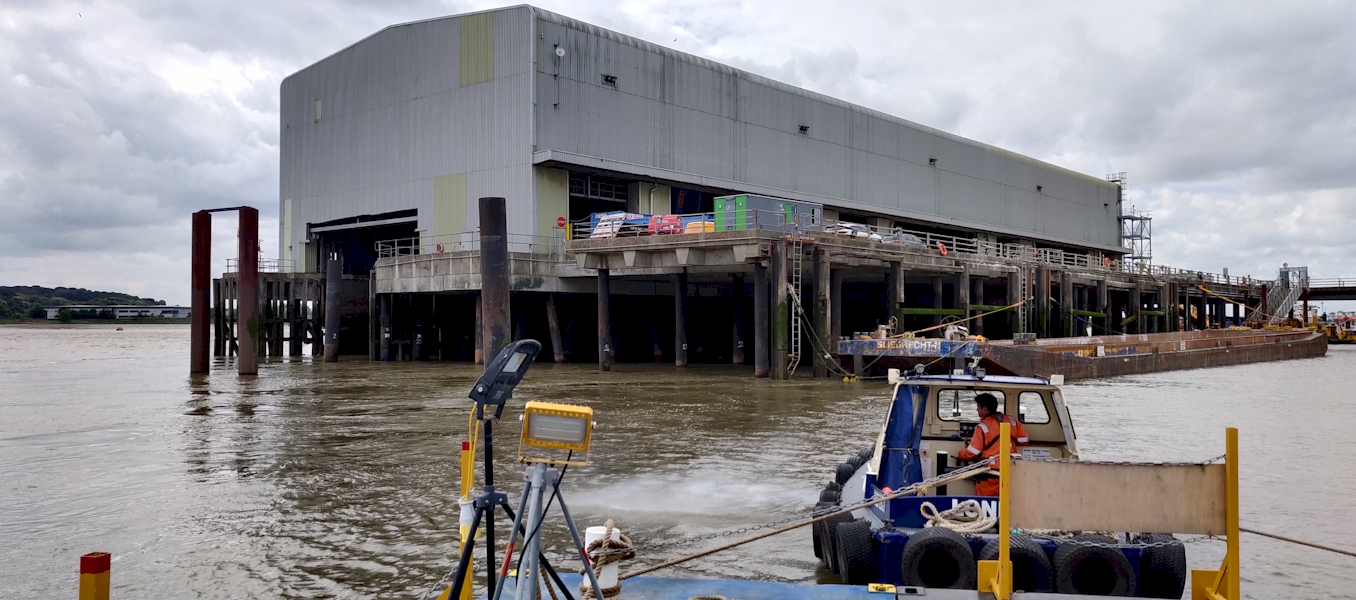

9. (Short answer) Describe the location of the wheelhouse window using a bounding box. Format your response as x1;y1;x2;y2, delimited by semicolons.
1018;391;1051;424
936;389;1006;421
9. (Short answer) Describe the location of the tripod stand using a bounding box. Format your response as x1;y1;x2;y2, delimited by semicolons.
491;462;604;600
446;403;603;600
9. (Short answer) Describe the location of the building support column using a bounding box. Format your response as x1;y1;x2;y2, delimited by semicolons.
1059;271;1073;337
412;307;424;361
1096;279;1109;336
237;207;259;376
212;279;225;357
1131;284;1143;335
674;271;688;367
886;260;903;326
814;248;831;378
753;264;770;378
479;197;511;362
771;240;789;380
473;294;483;364
971;276;984;337
957;265;971;329
1196;288;1207;330
190;210;211;374
323;253;342;362
598;268;612;371
830;270;843;343
546;293;566;363
731;275;745;365
1036;267;1051;338
1006;270;1022;335
379;295;392;361
932;276;945;330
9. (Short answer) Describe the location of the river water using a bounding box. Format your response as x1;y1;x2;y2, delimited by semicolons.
1;324;1353;599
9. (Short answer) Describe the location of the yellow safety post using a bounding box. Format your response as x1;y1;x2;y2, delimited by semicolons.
78;552;110;600
1192;427;1240;600
438;435;477;600
977;423;1012;599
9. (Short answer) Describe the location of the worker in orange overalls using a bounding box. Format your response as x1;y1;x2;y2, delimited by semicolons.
956;393;1029;496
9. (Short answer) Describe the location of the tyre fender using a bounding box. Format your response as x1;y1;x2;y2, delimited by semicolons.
834;462;856;485
1052;534;1137;596
835;518;878;585
819;510;854;574
1136;533;1186;599
980;535;1053;592
812;501;833;561
899;527;977;589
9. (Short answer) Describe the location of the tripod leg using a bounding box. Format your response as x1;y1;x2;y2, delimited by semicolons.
486;510;497;599
554;493;606;599
492;485;533;600
447;505;485;600
500;503;576;600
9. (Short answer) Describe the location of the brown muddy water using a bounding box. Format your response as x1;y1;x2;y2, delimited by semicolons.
1;324;1354;599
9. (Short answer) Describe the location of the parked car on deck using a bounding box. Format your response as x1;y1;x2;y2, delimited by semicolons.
882;231;927;249
830;222;884;242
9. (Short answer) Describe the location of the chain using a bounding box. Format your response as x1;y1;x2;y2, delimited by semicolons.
1016;530;1220;549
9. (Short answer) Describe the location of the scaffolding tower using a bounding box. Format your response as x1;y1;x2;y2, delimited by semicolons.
1108;172;1152;268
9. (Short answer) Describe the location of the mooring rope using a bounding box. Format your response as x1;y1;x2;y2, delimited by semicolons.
618;461;992;580
920;499;997;534
579;519;634;599
1241;527;1356;559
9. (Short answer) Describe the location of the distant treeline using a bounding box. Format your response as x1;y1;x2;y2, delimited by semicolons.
0;286;165;319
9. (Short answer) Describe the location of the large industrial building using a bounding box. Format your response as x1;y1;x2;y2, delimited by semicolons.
263;5;1236;374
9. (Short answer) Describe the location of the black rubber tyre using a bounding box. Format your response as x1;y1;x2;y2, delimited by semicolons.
858;446;875;462
1053;534;1137;596
835;519;878;585
812;501;833;560
825;481;842;493
819;488;841;504
980;535;1054;592
820;510;854;574
1136;533;1187;599
835;462;856;485
847;454;865;470
899;527;977;589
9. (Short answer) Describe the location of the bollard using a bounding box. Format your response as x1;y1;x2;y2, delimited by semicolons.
79;552;110;600
584;526;621;593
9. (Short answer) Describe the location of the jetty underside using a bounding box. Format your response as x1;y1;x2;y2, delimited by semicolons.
838;329;1328;380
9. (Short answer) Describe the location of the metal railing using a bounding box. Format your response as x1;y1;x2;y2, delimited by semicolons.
1307;278;1356;288
225;258;295;273
375;231;567;260
566;209;1269;285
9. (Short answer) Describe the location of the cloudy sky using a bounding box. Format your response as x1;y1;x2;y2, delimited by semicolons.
1;1;1353;305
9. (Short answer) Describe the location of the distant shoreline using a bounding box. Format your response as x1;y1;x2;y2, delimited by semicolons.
0;318;188;326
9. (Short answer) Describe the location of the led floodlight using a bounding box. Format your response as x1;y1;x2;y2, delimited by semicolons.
469;339;542;407
520;401;594;466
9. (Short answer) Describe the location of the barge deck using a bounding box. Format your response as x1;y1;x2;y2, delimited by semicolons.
838;329;1327;380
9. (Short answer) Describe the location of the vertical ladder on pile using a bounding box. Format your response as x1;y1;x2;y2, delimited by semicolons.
1017;264;1030;334
787;236;804;375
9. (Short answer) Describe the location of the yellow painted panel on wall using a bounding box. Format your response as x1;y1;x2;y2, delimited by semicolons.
460;13;495;87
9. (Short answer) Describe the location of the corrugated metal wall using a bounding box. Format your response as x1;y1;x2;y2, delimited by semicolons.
279;6;536;267
531;10;1121;250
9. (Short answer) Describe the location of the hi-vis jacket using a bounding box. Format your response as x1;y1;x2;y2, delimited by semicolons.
956;413;1029;469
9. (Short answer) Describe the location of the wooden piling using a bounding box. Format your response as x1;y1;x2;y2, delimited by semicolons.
237;207;260;376
770;240;789;380
1006;270;1022;335
830;269;843;342
674;271;688;367
379;295;392;361
190;210;211;374
971;276;984;336
598;268;612;371
731;275;745;365
1097;279;1108;335
412;307;424;361
957;266;971;326
1036;267;1050;338
932;276;944;330
753;264;770;378
814;248;831;377
886;260;902;325
546;293;566;363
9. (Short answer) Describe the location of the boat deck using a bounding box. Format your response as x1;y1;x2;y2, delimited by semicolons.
497;573;1117;599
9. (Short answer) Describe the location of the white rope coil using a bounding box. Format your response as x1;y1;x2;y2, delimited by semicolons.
920;500;997;534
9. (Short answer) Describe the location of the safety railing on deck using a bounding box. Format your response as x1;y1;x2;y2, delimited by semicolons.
374;231;567;261
225;258;295;273
565;209;1266;285
1307;278;1356;288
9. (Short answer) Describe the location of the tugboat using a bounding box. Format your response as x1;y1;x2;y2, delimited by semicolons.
812;367;1188;597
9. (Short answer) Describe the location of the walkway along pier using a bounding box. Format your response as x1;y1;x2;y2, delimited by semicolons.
195;204;1326;379
342;205;1317;379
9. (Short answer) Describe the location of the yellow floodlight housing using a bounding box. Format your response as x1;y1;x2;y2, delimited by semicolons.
519;401;594;466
